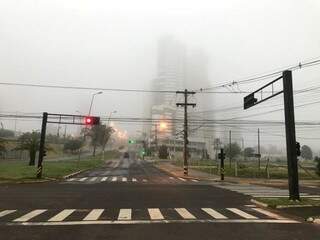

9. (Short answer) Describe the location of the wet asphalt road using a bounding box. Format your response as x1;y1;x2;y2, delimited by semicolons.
0;155;319;240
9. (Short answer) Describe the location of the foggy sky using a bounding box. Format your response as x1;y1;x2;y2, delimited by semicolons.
1;0;320;151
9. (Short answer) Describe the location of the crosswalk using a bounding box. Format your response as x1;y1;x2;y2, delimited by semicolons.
65;176;200;184
214;183;320;198
0;206;299;226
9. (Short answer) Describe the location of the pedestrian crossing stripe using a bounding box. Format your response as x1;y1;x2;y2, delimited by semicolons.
64;176;199;184
0;207;299;225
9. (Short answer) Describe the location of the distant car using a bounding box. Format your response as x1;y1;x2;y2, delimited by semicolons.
123;152;129;158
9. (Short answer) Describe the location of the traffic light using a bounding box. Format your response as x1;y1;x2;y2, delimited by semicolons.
244;93;258;109
296;142;301;157
128;139;135;144
84;116;100;125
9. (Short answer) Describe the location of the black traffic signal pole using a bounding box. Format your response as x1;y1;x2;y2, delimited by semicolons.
219;148;225;181
176;89;196;176
283;70;300;200
37;112;48;178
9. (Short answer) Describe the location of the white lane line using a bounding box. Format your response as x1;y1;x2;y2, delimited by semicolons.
191;179;199;182
122;177;127;182
8;219;299;226
112;177;117;182
0;210;17;218
118;209;132;221
101;177;108;182
148;208;164;220
67;178;75;182
142;179;148;182
90;177;98;182
169;177;174;180
83;209;104;221
79;177;88;182
48;209;76;222
132;178;137;182
175;208;196;219
227;208;258;219
13;209;47;222
201;208;228;219
251;208;287;220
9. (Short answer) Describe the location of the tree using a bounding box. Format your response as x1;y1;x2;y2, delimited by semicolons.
243;147;255;157
0;129;14;138
301;145;313;160
0;138;6;156
87;125;114;156
16;131;40;166
225;142;241;160
63;139;83;154
315;156;320;176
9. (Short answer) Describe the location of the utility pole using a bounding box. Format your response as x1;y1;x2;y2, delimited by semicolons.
155;123;158;155
176;89;196;176
283;70;300;200
37;112;48;178
229;130;232;167
218;148;225;181
258;128;261;170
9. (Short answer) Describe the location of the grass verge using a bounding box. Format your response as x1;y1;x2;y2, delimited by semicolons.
254;197;320;208
0;150;120;182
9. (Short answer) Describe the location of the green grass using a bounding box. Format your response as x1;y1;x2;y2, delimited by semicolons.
0;150;120;182
255;197;320;208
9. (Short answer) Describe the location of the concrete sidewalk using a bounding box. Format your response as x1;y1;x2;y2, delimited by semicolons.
155;161;320;189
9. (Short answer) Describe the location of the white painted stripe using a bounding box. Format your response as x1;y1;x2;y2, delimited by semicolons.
48;209;76;222
227;208;258;219
148;208;164;220
83;209;104;221
175;208;196;219
251;208;287;220
101;177;108;182
112;177;117;182
67;178;75;182
191;179;199;182
118;209;132;220
0;210;17;218
178;177;187;182
79;177;88;182
132;178;137;182
13;209;47;222
90;177;98;182
122;177;127;182
169;177;174;180
8;219;300;226
201;208;227;219
142;179;148;182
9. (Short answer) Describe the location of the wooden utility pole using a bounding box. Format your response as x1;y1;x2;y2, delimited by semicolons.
229;130;232;167
176;89;196;176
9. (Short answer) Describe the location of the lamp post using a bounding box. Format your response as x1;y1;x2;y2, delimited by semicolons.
88;91;103;115
107;110;117;125
102;110;117;161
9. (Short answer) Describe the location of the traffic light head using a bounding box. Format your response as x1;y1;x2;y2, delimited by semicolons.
84;116;100;125
128;139;135;144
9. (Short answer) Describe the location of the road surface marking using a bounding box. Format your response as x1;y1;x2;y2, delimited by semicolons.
101;177;108;182
175;208;196;219
178;177;187;182
227;208;258;219
7;219;299;226
191;179;199;182
169;177;174;180
83;209;104;221
0;210;16;218
122;177;127;182
201;208;228;219
118;209;132;220
90;177;98;182
48;209;76;222
79;177;88;182
13;210;47;222
67;178;75;182
132;178;137;182
251;208;287;220
112;177;117;182
148;208;164;220
142;179;148;182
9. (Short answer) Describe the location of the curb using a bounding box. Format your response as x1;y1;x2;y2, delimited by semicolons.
276;204;314;209
250;199;268;208
63;168;90;179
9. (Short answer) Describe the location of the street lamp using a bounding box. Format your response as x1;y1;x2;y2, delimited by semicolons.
107;110;117;125
88;91;103;115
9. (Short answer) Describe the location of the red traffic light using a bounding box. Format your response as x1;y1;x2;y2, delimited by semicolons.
84;116;100;125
